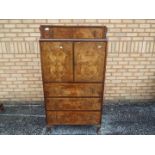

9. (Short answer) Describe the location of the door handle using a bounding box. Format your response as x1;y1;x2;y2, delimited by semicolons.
97;45;102;49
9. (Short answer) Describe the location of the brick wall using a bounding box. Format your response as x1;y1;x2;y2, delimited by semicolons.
0;19;155;103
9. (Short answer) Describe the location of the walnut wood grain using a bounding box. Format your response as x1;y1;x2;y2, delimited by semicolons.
47;111;100;125
74;42;106;82
39;25;108;126
40;26;107;39
40;42;73;82
46;98;102;110
52;27;73;39
39;38;108;42
44;83;102;97
73;28;104;39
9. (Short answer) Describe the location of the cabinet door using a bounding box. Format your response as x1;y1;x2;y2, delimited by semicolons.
40;42;73;82
74;42;106;82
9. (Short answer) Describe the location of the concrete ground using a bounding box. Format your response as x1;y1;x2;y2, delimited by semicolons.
0;102;155;135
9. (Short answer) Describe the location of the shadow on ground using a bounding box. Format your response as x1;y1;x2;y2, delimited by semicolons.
0;103;155;135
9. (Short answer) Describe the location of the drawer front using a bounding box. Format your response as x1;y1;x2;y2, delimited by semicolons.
52;27;73;39
40;26;105;39
40;42;73;82
44;83;102;97
73;28;104;39
52;27;103;39
47;111;100;125
46;98;102;110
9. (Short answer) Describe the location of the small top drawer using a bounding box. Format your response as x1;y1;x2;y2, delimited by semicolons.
40;26;107;39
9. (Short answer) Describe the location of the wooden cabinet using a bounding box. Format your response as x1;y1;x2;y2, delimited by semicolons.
39;26;108;127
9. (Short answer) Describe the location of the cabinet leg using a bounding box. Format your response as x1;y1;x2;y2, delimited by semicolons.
0;104;4;112
96;125;101;135
46;126;53;133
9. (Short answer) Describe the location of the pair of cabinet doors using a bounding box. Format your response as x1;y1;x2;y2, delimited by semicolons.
41;41;106;83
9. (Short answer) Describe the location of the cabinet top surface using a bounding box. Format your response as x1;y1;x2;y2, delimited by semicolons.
39;38;108;42
40;25;107;28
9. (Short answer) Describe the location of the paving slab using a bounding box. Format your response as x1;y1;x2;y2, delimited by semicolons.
0;103;155;135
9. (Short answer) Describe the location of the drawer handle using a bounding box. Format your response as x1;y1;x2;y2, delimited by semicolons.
45;27;49;31
59;46;63;49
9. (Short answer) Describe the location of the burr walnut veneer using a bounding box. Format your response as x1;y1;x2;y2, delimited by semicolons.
39;25;108;127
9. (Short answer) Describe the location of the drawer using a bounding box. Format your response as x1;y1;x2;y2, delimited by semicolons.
47;111;101;125
52;27;73;39
44;83;102;97
52;27;104;38
40;26;106;39
46;98;102;110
